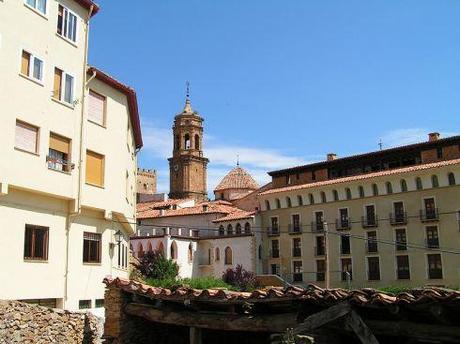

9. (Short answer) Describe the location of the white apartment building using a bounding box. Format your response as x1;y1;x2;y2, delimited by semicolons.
0;0;143;312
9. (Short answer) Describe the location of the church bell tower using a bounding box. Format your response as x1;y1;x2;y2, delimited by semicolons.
168;86;209;202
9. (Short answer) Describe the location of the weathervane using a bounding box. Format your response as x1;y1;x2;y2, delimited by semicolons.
237;154;240;166
378;139;383;150
186;81;190;100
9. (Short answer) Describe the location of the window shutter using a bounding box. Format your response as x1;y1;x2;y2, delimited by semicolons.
15;121;38;153
88;91;105;125
86;150;104;186
49;133;70;154
53;68;62;99
21;51;30;76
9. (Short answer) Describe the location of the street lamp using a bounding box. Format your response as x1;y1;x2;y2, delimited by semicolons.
114;230;123;246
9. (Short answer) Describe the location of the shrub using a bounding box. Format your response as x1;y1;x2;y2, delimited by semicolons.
135;250;179;280
222;264;257;291
146;276;232;290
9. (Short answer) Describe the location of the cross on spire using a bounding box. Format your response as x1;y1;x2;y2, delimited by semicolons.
183;81;193;113
237;154;240;166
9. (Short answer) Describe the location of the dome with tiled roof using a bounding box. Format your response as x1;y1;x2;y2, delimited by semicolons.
214;166;259;192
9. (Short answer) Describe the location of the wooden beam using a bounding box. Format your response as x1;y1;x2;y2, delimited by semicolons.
190;327;202;344
293;302;351;335
125;303;298;333
345;310;379;344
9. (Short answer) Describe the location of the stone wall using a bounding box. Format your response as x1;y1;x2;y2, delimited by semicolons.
0;300;102;344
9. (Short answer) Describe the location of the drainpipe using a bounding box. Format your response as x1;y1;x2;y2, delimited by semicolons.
64;5;94;310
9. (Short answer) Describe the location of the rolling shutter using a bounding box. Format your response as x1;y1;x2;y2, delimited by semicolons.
21;51;30;76
53;68;62;99
86;150;104;186
15;121;38;153
88;90;105;125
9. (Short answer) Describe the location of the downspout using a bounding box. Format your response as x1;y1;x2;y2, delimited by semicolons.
64;5;94;309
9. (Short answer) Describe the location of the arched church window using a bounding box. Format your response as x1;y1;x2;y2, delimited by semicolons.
188;243;193;263
224;247;233;265
157;242;164;256
227;224;233;235
170;241;178;260
215;247;220;261
244;222;251;234
195;134;200;150
147;242;153;252
184;134;190;149
219;225;225;236
236;223;242;234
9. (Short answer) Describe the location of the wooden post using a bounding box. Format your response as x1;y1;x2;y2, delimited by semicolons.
190;327;202;344
345;310;379;344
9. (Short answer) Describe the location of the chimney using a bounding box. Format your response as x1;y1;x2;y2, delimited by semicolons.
327;153;337;161
428;132;440;142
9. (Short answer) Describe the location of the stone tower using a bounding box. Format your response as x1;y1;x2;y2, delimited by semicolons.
168;93;209;202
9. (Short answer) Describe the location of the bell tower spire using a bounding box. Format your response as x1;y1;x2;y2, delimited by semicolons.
168;84;209;202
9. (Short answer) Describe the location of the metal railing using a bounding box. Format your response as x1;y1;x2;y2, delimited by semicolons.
390;212;407;225
288;223;302;234
267;226;280;236
311;221;325;233
269;249;280;258
420;208;439;222
366;242;378;253
361;215;378;228
425;238;440;249
336;218;351;230
428;269;443;279
292;248;302;257
314;246;325;257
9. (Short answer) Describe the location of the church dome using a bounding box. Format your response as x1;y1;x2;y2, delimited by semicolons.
214;167;259;192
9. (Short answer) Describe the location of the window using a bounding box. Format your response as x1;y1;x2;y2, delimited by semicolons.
316;260;325;281
363;205;377;227
170;241;178;260
338;208;349;229
396;255;410;280
358;186;365;198
448;173;456;186
275;198;281;209
48;133;71;172
391;201;406;224
286;197;292;208
367;257;380;280
297;195;303;206
313;211;324;232
83;232;101;263
311;171;316;181
214;247;220;261
15;120;39;154
415;177;423;190
320;192;326;203
88;90;106;126
426;226;439;249
341;258;352;281
308;193;314;204
194;134;200;150
292;238;301;257
291;214;301;233
340;235;350;255
79;300;91;310
427;254;443;279
235;223;242;234
21;50;43;82
57;5;77;43
345;188;352;200
431;175;439;188
286;175;292;185
95;299;104;308
332;190;339;201
227;224;233;235
293;261;303;282
265;200;271;211
315;236;325;256
224;246;232;265
270;217;279;234
422;197;438;220
366;231;377;253
85;150;104;187
25;0;47;14
218;225;225;236
395;228;407;251
385;182;393;194
436;147;443;159
258;245;262;260
244;222;251;234
271;264;280;276
400;179;408;192
271;240;279;258
372;183;379;196
24;225;48;260
184;134;190;149
188;243;193;263
53;67;74;104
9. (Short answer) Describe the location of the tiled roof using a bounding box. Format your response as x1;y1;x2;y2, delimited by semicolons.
137;200;240;220
212;210;255;223
261;159;460;196
104;277;460;307
75;0;100;16
214;167;260;192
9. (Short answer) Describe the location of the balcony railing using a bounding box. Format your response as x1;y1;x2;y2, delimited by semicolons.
292;248;302;257
46;156;73;172
390;212;408;225
368;271;380;281
288;223;302;234
428;269;443;279
316;272;325;282
336;218;351;231
395;241;407;251
270;249;280;258
340;245;351;255
425;238;439;249
314;246;325;257
366;242;378;253
420;209;439;222
397;269;410;280
267;226;280;236
361;215;378;228
341;271;353;281
311;221;324;233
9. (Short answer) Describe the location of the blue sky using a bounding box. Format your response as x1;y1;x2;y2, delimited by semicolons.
88;1;460;194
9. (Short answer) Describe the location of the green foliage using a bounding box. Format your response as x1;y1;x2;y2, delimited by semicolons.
145;276;233;290
222;264;258;291
378;286;411;295
136;250;179;280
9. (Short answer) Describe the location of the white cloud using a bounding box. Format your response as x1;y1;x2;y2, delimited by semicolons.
381;128;458;148
141;123;172;159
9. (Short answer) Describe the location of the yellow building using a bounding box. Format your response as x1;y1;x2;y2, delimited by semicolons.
258;133;460;289
0;0;142;312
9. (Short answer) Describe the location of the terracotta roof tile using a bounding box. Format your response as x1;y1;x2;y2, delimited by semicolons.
261;159;460;196
214;167;260;192
212;210;255;223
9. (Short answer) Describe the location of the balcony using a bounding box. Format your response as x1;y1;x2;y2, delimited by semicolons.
361;215;378;228
341;271;353;281
390;212;407;225
270;249;280;258
397;269;410;280
288;223;302;234
314;246;325;257
46;156;73;173
340;245;351;255
368;271;380;281
428;269;443;279
316;272;325;282
366;242;378;253
311;221;324;233
425;238;439;249
395;241;407;251
267;226;280;237
292;248;302;257
336;218;351;231
420;209;439;222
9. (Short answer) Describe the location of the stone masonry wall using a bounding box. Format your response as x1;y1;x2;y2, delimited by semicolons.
0;300;102;344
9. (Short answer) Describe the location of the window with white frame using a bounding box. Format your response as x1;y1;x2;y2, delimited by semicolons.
25;0;46;15
15;120;39;154
53;67;74;104
57;5;77;43
21;50;43;82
